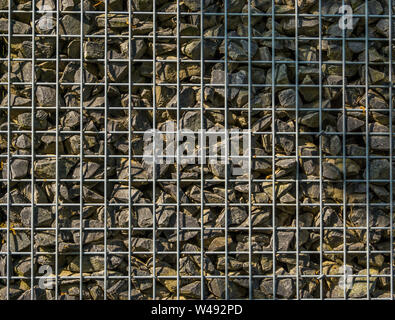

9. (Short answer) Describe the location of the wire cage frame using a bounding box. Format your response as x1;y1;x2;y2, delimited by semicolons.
0;0;393;300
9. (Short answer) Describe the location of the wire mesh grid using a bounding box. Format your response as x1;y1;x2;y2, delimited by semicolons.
0;0;393;300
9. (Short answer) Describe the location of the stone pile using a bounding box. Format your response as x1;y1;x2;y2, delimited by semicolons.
0;0;394;299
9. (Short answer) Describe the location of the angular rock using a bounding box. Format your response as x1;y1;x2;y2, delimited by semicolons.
10;158;29;179
367;159;390;181
84;41;104;59
278;89;302;108
36;86;56;107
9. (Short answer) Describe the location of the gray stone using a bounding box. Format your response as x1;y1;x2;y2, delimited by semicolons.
35;232;56;248
0;287;22;300
82;186;104;203
136;205;153;228
9;232;30;252
36;86;56;108
210;69;248;101
323;162;342;180
207;278;226;299
128;39;147;60
61;111;80;129
227;41;248;61
209;162;225;178
17;287;47;300
72;220;104;245
60;15;91;35
210;69;226;98
109;0;124;10
67;40;80;58
300;75;319;102
36;0;55;10
300;112;319;128
368;123;390;151
107;50;128;82
350;207;389;229
260;277;295;299
2;0;393;301
107;280;128;300
167;87;196;109
347;144;365;156
348;270;378;299
9;61;33;83
376;19;390;37
230;70;248;86
34;158;76;179
252;115;272;132
355;0;383;15
278;89;302;108
367;159;390;181
88;285;104;300
182;39;217;60
323;207;342;227
276;279;295;299
180;281;203;299
61;0;74;11
181;111;201;131
84;41;104;59
322;133;342;156
112;185;143;203
20;207;53;227
276;231;295;251
276;158;297;171
0;18;30;34
132;0;154;11
208;236;233;252
363;66;386;84
15;134;31;150
184;0;213;11
266;64;289;85
72;162;102;179
156;207;175;227
216;207;248;227
337;115;365;132
68;254;104;273
10;158;29;179
207;278;244;299
165;212;199;242
283;17;319;36
228;0;245;13
0;0;7;10
275;120;295;155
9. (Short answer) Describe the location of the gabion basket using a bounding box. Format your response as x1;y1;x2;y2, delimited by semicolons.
0;0;394;300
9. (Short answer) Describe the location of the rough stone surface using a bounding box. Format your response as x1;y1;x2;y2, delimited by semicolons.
0;0;393;301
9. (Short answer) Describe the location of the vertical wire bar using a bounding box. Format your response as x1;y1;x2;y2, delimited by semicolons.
318;0;324;300
127;0;132;301
55;0;60;300
5;0;11;301
199;0;205;300
224;0;229;300
79;0;84;300
104;0;109;300
152;0;157;300
247;0;253;300
364;0;371;300
271;0;277;299
341;0;347;301
294;0;300;300
389;0;394;300
176;0;180;300
30;0;36;300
